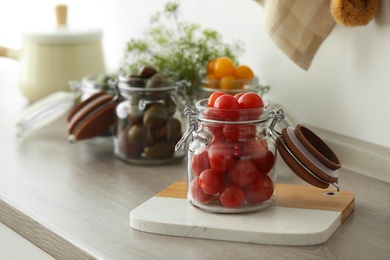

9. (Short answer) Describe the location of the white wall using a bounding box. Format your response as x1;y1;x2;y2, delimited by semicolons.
1;0;390;148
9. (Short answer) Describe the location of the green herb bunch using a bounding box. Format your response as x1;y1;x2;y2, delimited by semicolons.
120;1;243;98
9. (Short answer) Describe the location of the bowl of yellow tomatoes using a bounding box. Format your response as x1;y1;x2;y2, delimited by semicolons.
201;57;269;98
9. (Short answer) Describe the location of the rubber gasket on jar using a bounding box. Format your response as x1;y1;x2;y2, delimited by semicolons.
294;124;341;171
282;127;339;184
276;137;329;189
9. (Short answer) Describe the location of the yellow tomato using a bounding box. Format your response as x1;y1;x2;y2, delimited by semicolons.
205;74;219;89
219;75;238;90
233;65;254;80
213;57;235;79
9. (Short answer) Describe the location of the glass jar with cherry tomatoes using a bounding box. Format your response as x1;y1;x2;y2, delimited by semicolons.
176;92;285;213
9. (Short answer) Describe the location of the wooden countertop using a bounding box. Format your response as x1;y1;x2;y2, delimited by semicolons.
1;67;390;259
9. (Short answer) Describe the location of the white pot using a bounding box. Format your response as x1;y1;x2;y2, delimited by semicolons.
0;5;106;103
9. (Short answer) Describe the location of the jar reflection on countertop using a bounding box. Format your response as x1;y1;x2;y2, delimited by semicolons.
114;74;187;165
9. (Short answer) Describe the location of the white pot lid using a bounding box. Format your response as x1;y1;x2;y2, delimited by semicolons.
23;26;103;45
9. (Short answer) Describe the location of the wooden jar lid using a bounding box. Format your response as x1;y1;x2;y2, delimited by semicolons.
67;93;119;142
276;125;341;189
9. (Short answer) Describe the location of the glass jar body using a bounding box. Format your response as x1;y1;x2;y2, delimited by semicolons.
114;78;186;165
187;103;277;213
77;74;116;101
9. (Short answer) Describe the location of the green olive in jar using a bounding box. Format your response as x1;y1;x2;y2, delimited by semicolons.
146;73;171;89
143;103;168;128
127;125;145;145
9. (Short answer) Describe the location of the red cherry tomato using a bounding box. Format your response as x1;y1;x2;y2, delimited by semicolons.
220;183;245;208
254;150;275;174
208;91;225;107
228;159;259;186
237;92;264;109
206;124;224;139
214;94;239;109
189;178;212;204
191;146;210;177
213;95;239;121
198;168;224;195
238;137;268;158
244;174;274;204
223;124;257;142
208;142;235;173
234;92;245;100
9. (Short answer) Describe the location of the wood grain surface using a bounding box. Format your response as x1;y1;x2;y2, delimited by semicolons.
157;180;355;223
0;69;389;259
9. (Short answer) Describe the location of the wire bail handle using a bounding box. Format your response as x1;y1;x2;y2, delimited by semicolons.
175;107;197;151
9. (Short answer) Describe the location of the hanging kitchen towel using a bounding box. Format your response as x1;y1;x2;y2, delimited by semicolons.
330;0;379;27
254;0;335;70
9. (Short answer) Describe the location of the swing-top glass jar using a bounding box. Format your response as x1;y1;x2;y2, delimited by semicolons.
114;73;187;165
177;98;284;213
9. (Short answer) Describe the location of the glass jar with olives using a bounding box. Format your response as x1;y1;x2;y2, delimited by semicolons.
114;68;187;165
69;73;117;101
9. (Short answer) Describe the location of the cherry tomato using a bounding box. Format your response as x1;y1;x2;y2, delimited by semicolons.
203;108;220;121
254;150;275;174
213;95;239;121
228;159;259;186
234;92;245;100
207;58;217;75
208;142;235;173
191;146;210;177
190;178;212;204
214;94;239;109
244;174;274;204
220;183;245;208
205;74;219;89
198;168;224;195
237;92;264;109
213;57;235;79
223;124;257;142
206;125;224;140
219;75;238;90
233;65;254;80
237;93;264;120
238;138;268;159
208;91;225;107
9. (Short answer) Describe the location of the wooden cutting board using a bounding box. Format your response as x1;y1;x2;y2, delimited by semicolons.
130;180;354;246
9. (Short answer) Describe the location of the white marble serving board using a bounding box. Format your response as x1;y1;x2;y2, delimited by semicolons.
130;181;354;246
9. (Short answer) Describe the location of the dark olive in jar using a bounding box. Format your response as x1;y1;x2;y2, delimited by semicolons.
117;126;144;157
143;103;169;128
127;125;145;145
146;73;172;89
139;66;158;79
144;142;175;160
